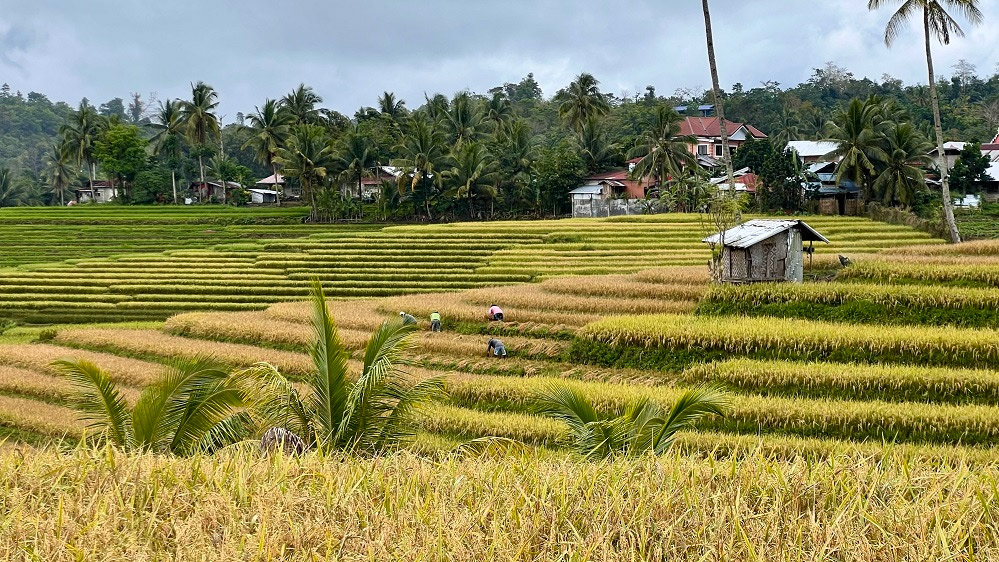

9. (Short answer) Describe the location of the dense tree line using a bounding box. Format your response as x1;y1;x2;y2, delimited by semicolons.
0;13;994;222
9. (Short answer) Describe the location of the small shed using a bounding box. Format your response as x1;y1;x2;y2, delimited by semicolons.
247;188;278;204
702;219;828;283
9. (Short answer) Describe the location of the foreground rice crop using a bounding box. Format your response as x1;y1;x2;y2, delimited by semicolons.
2;446;998;560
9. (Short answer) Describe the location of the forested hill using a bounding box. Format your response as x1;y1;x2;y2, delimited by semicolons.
0;85;73;173
3;60;999;178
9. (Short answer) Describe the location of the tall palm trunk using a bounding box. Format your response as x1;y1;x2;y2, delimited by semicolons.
171;169;178;205
701;0;734;192
924;7;961;243
272;162;282;207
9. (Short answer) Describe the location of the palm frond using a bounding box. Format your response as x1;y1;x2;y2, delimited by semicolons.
374;375;447;450
306;279;352;448
650;384;730;454
53;359;132;448
338;319;418;446
195;411;255;454
535;384;602;430
233;362;313;444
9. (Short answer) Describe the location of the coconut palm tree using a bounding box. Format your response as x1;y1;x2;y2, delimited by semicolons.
536;384;729;460
555;73;611;133
485;92;513;129
495;119;536;210
629;105;699;188
873;122;934;206
242;99;293;206
868;0;983;243
578;115;616;174
150;99;186;204
392;116;448;219
377;91;406;121
54;357;249;455
243;280;445;453
276;124;332;212
282;84;322;125
60;101;106;195
0;167;25;207
443;141;500;218
701;0;735;190
180;81;221;186
826;98;888;195
43;140;76;206
446;92;486;146
334;124;377;202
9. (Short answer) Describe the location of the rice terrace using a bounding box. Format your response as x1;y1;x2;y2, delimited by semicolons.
5;0;999;559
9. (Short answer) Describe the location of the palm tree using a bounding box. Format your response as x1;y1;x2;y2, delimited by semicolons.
377;91;406;121
54;357;248;455
282;84;322;125
208;153;233;203
0;167;25;207
392;116;448;219
485;92;513;129
701;0;735;191
334;125;377;202
495;120;536;210
242;99;293;206
150;99;186;204
180;82;221;186
578;115;615;174
536;384;729;460
60;101;105;195
826;98;888;195
43;140;76;206
873;122;934;206
555;73;611;133
276;124;332;212
868;0;983;243
443;141;500;218
423;93;450;124
629;106;699;189
243;280;445;452
446;92;486;146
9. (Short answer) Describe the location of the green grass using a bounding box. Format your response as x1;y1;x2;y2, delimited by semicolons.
0;213;940;324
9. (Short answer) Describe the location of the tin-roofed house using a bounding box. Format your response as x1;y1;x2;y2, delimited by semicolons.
702;219;828;283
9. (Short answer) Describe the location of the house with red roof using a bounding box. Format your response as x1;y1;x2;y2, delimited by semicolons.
679;117;768;160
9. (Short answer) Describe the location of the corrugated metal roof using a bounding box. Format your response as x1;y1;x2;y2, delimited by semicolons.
569;185;603;195
702;219;829;248
787;141;838;158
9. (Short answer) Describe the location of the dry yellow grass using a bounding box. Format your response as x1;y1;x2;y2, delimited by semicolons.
2;446;998;560
265;299;390;330
0;344;162;386
459;284;696;314
887;239;999;256
541;275;706;300
0;395;81;438
631;265;712;284
164;311;372;349
0;365;144;406
53;328;315;375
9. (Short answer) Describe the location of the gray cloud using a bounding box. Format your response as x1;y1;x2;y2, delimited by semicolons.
0;0;997;115
0;22;42;69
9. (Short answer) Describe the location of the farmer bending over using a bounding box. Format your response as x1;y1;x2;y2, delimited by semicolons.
430;311;442;332
399;311;417;326
486;337;507;358
487;304;504;322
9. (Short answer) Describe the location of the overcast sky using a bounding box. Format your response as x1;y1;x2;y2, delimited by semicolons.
1;0;998;118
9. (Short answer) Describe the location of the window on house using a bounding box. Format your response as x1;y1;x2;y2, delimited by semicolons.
697;144;709;156
715;144;724;157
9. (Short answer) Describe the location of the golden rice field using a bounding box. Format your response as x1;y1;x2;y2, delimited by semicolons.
4;210;999;558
